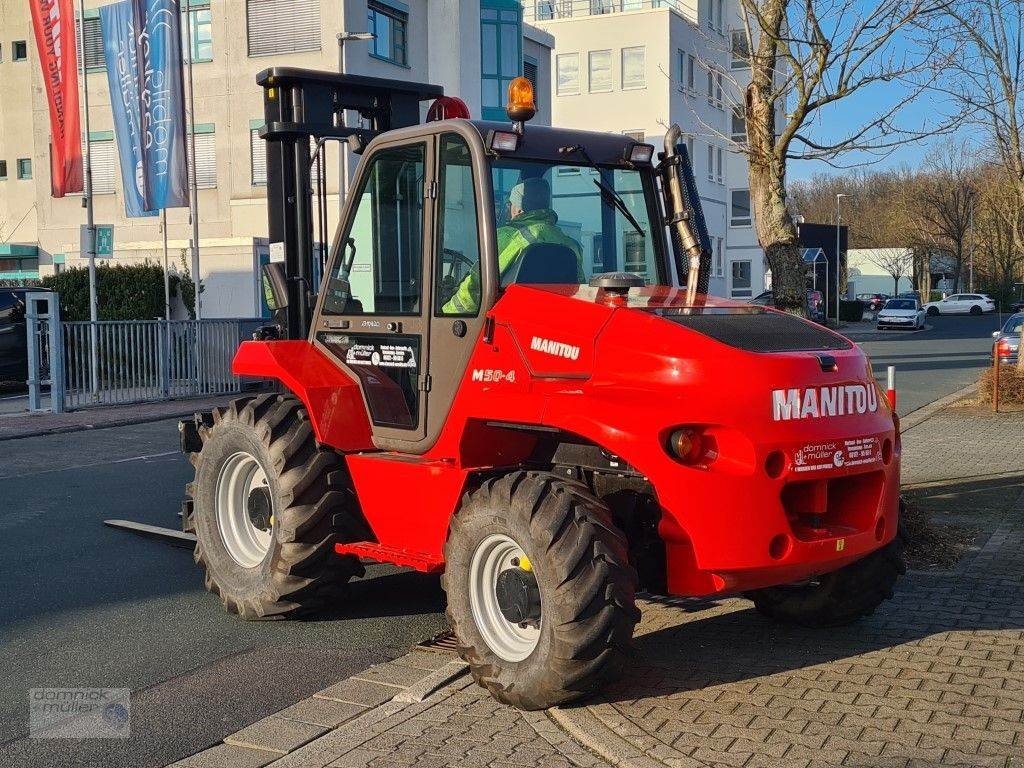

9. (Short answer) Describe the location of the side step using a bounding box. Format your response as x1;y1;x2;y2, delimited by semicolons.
335;542;444;573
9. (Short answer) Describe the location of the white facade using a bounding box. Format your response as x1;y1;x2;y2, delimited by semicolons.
0;0;552;317
523;0;764;298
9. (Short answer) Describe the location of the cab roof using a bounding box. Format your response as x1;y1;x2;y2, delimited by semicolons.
464;120;650;168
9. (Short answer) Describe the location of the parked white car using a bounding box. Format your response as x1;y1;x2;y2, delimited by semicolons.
876;298;926;330
922;293;996;316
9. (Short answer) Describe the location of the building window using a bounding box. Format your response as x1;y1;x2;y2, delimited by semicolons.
246;0;321;57
621;46;645;90
716;147;723;184
677;49;685;87
250;128;267;186
684;134;694;161
188;128;217;189
715;0;723;31
556;53;580;95
90;137;117;194
368;0;408;65
731;30;750;69
12;40;27;61
589;50;612;92
0;160;6;180
707;145;714;182
707;68;714;101
74;17;105;68
715;71;723;107
731;189;752;227
731;259;752;297
715;237;724;277
731;105;746;142
481;3;521;117
687;54;696;91
183;2;213;63
16;159;32;180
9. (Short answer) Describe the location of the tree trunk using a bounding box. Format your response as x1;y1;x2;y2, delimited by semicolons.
748;161;805;316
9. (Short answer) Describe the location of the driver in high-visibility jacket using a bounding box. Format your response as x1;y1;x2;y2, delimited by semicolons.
442;177;584;315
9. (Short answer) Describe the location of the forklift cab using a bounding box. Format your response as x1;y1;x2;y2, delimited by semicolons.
257;69;706;454
309;118;672;452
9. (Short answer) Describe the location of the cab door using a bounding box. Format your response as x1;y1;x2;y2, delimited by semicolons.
312;137;435;451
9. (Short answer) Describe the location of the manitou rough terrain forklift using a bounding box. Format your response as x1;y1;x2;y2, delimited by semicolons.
180;69;904;710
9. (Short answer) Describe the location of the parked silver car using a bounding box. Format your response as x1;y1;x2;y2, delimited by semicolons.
991;312;1023;365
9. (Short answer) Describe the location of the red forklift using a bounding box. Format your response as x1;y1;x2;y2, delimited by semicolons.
180;70;904;710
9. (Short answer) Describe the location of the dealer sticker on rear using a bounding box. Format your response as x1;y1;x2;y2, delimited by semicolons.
792;437;881;473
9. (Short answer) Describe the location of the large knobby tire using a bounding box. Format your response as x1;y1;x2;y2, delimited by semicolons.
184;394;369;619
745;526;907;628
443;471;640;710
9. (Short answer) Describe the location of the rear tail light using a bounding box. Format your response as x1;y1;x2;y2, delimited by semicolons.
997;339;1012;357
667;427;716;466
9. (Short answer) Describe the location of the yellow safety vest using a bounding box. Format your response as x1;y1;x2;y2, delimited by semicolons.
442;209;583;314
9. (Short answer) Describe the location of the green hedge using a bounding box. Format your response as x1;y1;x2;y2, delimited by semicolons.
41;262;196;321
839;299;864;322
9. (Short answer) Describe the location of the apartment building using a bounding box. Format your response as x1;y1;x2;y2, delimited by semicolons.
0;0;553;316
523;0;766;298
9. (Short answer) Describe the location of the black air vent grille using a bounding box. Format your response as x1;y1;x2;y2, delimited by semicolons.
661;310;852;353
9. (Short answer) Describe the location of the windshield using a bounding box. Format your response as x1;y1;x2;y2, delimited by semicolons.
1002;314;1024;335
490;159;667;286
885;299;916;310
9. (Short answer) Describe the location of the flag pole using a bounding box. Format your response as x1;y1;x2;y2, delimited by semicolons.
183;0;201;320
78;0;98;397
162;209;171;321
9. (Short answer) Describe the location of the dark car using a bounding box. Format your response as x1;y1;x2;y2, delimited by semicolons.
991;312;1023;365
1009;283;1024;313
749;289;826;324
856;293;889;312
0;287;44;384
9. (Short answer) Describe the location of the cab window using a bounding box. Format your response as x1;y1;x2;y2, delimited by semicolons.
435;134;482;316
323;143;426;315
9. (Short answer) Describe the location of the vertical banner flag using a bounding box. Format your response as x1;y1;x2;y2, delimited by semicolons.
28;0;84;197
132;0;189;209
100;2;156;217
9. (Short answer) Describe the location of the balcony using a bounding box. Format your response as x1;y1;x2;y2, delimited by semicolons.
522;0;685;23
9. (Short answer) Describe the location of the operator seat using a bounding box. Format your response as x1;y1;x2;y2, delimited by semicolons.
502;242;579;286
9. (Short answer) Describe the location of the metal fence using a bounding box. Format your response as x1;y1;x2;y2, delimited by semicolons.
60;319;264;410
522;0;681;21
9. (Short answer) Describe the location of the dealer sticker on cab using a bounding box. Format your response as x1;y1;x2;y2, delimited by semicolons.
792;437;881;473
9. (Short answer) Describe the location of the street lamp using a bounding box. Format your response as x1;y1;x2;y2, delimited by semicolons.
337;32;375;218
835;193;848;327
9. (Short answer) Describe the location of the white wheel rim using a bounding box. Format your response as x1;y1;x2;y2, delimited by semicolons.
468;534;541;662
215;451;272;568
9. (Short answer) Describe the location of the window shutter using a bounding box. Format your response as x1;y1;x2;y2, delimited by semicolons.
247;0;321;57
251;129;267;185
90;141;117;195
76;17;106;69
190;132;217;189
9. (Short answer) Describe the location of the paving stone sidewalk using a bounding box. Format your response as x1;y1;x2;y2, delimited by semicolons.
170;407;1024;768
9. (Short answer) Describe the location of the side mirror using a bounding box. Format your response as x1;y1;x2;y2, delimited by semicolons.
261;262;288;312
992;331;1001;339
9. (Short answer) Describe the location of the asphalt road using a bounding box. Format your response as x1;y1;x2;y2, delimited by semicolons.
852;312;1003;415
0;421;449;768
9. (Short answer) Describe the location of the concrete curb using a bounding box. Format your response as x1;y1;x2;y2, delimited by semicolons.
0;396;235;442
166;650;469;767
899;381;979;433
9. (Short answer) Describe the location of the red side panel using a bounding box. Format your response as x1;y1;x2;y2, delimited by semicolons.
345;453;470;560
232;340;374;452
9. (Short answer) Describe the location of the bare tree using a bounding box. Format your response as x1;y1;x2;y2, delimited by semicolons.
910;143;977;290
936;0;1024;243
866;248;915;294
728;0;953;316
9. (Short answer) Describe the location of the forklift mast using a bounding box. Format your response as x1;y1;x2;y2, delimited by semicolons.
257;68;443;339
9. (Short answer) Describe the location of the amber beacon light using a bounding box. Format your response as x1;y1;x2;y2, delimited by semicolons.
506;76;536;127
